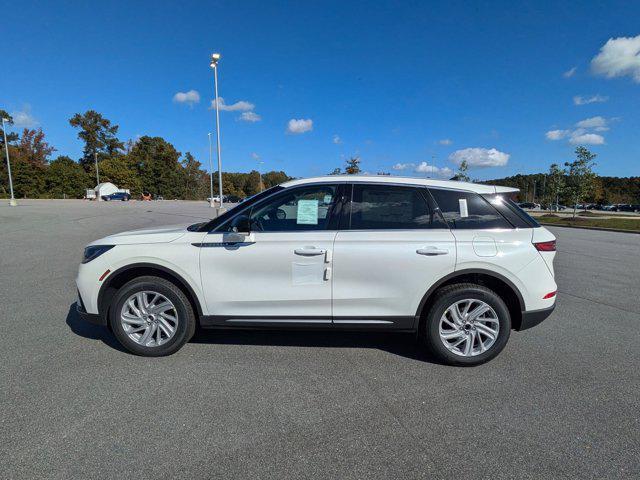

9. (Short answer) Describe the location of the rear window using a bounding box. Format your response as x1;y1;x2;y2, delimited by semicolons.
428;188;511;229
483;194;540;228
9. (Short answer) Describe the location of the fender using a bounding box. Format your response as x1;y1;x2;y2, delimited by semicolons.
414;268;525;319
97;262;205;317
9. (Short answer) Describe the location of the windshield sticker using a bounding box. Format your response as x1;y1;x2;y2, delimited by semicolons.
297;199;319;224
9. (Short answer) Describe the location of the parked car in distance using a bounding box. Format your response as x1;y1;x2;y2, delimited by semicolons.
603;204;639;212
518;202;540;209
76;175;557;366
543;203;566;211
101;192;131;202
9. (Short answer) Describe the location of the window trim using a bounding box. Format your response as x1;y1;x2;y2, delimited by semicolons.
211;183;346;233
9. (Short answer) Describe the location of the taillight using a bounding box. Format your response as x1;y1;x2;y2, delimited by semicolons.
543;291;557;299
534;240;556;252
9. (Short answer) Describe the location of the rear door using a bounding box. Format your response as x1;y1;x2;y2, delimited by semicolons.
332;183;456;328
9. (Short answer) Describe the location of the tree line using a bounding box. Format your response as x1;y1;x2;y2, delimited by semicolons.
0;108;290;200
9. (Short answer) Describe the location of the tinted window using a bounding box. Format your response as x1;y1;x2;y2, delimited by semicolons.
483;194;539;228
429;188;511;229
234;184;339;232
349;184;445;230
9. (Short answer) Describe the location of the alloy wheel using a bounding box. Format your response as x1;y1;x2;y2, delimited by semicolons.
120;291;179;347
438;299;500;357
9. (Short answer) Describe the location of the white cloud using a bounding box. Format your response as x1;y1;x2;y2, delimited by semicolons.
591;34;640;83
438;138;453;145
569;133;605;145
575;116;608;129
448;148;509;168
573;94;608;105
546;129;569;140
286;118;313;134
11;107;38;128
392;163;414;170
251;152;260;160
239;111;261;122
563;67;577;78
173;89;200;106
414;162;453;177
210;97;255;112
332;134;342;144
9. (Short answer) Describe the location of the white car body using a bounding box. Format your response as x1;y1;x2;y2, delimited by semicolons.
77;175;557;361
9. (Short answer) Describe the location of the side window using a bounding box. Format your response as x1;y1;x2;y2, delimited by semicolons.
429;188;511;229
232;184;339;232
349;184;445;230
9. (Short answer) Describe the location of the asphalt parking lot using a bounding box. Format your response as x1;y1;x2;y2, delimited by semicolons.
1;200;639;479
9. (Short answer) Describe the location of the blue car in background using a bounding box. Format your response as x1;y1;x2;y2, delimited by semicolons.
101;192;131;202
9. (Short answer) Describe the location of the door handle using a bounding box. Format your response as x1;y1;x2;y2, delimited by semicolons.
416;247;449;256
294;247;326;256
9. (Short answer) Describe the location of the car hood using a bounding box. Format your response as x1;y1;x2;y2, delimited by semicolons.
92;224;190;245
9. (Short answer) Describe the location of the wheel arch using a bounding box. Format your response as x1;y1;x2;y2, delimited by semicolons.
97;263;204;326
415;269;525;331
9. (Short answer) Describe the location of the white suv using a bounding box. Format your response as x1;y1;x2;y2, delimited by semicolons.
76;176;557;365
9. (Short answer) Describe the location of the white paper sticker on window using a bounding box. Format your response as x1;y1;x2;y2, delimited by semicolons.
323;194;333;205
459;198;469;218
297;199;319;224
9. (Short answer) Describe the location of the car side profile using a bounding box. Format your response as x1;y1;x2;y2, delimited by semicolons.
76;175;557;366
101;191;131;202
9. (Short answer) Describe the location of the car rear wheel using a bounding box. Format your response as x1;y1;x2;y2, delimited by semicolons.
109;276;196;356
421;283;511;366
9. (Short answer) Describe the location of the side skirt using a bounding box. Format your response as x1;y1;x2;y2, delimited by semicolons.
200;315;417;331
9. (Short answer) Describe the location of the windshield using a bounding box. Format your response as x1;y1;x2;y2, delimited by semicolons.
189;186;284;232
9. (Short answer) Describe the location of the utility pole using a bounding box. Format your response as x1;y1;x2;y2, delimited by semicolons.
1;118;17;206
210;53;225;214
94;152;101;201
207;133;214;205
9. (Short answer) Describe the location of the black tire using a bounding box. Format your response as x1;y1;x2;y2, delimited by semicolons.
420;283;511;366
109;275;196;356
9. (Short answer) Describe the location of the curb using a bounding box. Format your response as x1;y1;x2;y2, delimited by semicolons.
539;222;640;235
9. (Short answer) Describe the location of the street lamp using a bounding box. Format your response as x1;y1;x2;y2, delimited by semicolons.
1;117;17;206
94;151;101;201
207;132;214;206
210;52;225;214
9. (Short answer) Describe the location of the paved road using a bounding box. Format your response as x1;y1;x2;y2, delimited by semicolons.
1;200;638;479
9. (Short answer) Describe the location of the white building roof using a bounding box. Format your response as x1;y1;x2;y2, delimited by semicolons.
280;175;519;194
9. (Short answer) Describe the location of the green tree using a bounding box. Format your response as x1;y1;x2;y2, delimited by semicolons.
0;110;19;146
69;110;124;170
565;146;597;217
128;136;181;198
344;156;361;175
454;160;470;182
100;155;142;195
180;152;210;200
46;156;90;198
261;171;291;188
546;163;566;210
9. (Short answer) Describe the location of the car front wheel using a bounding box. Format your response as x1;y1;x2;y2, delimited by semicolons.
421;283;511;366
109;276;196;356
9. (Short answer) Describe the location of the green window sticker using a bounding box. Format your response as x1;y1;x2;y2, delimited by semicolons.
297;199;319;224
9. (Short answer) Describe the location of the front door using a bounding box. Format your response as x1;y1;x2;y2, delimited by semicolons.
332;183;456;328
199;183;342;326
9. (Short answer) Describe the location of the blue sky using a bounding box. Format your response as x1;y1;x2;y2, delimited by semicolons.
2;0;639;179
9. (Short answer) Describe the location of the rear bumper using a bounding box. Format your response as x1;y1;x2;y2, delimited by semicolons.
518;303;555;331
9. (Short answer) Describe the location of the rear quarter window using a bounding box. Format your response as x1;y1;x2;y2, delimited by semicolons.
428;188;511;229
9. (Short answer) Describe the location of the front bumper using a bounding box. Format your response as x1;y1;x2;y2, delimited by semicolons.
76;290;106;326
518;303;555;331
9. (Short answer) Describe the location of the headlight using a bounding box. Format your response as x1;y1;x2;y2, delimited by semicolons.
82;245;115;264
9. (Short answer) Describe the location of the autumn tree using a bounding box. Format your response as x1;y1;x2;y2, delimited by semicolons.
344;156;361;175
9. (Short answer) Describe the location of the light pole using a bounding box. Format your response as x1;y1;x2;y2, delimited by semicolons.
210;52;225;214
1;118;17;206
207;132;214;206
94;151;101;201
